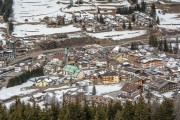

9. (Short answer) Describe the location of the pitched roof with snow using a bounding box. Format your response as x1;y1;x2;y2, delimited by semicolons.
120;83;139;93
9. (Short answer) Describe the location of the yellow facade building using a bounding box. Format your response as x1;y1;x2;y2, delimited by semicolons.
102;72;119;84
35;80;49;87
114;53;127;63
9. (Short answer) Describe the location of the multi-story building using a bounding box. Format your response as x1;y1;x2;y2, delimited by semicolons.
149;79;178;93
117;83;141;102
134;59;164;69
101;71;119;84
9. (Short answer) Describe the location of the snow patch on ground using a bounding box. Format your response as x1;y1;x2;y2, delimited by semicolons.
12;24;81;37
13;0;71;23
88;83;122;95
87;30;146;40
157;9;180;30
0;81;37;100
44;86;70;91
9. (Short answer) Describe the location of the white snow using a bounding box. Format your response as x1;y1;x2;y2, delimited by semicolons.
0;23;7;28
0;81;37;100
12;24;81;37
13;0;71;23
87;30;146;40
44;86;69;91
88;83;122;95
95;0;130;6
162;92;174;98
4;100;15;109
63;6;95;12
169;0;180;2
138;0;157;3
157;9;180;30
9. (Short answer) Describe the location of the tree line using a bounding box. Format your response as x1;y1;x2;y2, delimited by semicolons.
39;37;110;50
0;96;179;120
0;0;13;22
149;35;178;54
116;1;147;15
7;67;44;88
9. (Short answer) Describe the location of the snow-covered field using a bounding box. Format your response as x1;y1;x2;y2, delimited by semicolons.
94;0;130;7
63;6;95;12
13;0;71;23
44;86;70;91
0;23;7;28
12;24;81;37
87;30;146;40
0;81;37;100
169;0;180;2
138;0;157;3
88;83;122;95
157;9;180;30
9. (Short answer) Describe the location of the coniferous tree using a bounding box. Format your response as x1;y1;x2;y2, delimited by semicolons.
97;8;100;14
128;21;132;30
158;40;163;51
122;101;135;120
95;105;108;120
174;95;180;120
150;3;156;18
0;0;2;9
81;102;93;120
169;42;173;53
163;39;169;52
149;35;153;47
154;99;175;120
136;4;141;11
74;16;77;23
149;34;158;47
153;35;158;47
108;103;116;120
156;16;160;24
0;3;5;15
99;15;105;24
58;107;70;120
132;14;135;22
107;102;122;120
122;21;126;29
92;85;96;95
114;110;123;120
131;42;134;50
49;101;60;120
62;16;65;25
7;67;44;87
0;103;8;120
0;96;179;120
131;42;138;50
8;21;13;34
141;0;147;12
134;97;150;120
149;22;153;28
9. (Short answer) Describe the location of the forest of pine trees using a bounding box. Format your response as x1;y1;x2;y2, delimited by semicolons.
148;35;176;54
131;42;138;50
7;67;44;88
0;96;179;120
116;1;147;15
0;0;13;22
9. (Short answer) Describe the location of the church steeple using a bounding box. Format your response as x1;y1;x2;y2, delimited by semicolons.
64;45;68;65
